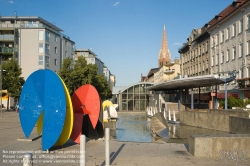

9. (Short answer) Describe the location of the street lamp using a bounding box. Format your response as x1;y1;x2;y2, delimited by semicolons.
0;56;6;118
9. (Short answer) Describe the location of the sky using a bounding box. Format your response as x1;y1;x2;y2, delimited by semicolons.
0;0;233;86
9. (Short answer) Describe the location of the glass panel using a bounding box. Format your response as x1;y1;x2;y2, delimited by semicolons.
139;94;146;99
134;85;139;93
122;102;127;111
128;100;133;111
139;85;145;93
128;87;133;93
134;100;140;111
140;100;145;111
122;94;127;99
134;94;139;99
128;94;133;100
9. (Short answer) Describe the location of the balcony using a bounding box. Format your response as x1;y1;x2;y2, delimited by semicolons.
0;35;14;41
236;78;250;88
164;69;175;74
0;47;14;55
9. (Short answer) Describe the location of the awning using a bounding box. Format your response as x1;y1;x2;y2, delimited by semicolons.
146;74;236;91
217;93;239;99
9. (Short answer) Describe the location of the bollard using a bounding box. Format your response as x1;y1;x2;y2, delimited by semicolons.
23;153;33;166
105;128;110;166
80;135;86;166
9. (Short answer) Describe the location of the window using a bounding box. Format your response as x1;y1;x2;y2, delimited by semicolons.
212;37;215;46
221;31;224;43
227;27;230;40
38;55;43;65
248;15;250;29
45;31;50;42
54;59;57;66
65;40;68;46
39;43;43;53
216;54;219;65
233;23;236;36
248;40;250;55
217;33;219;45
91;58;95;64
233;47;236;60
45;56;49;67
55;36;58;42
239;44;243;57
248;67;250;77
227;49;230;61
39;31;44;40
221;52;224;64
55;47;57;54
45;44;50;54
239;19;243;33
65;51;67;57
212;55;214;66
202;61;205;71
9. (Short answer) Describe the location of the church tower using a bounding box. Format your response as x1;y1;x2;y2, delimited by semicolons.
158;25;171;67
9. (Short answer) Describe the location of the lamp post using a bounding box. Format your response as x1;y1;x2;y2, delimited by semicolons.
0;55;6;118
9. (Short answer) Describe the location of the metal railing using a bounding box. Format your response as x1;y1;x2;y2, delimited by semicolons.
0;35;14;40
0;47;14;53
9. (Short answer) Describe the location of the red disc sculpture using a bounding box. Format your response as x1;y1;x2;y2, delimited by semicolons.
70;84;100;143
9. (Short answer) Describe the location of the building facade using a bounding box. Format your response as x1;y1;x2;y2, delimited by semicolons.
179;28;211;77
208;0;250;99
75;48;116;90
0;15;75;80
75;49;104;75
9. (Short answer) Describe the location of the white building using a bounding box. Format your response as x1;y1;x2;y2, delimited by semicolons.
75;49;104;75
0;15;75;80
209;0;250;99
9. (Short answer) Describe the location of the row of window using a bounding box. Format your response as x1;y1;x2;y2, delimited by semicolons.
212;18;247;46
183;60;209;75
182;42;209;63
39;30;71;47
38;55;58;67
210;41;250;66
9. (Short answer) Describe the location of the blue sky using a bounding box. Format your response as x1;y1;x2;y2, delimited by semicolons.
1;0;233;86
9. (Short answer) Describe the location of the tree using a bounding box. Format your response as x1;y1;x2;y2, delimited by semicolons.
58;56;112;100
2;59;25;109
57;57;74;95
92;74;112;100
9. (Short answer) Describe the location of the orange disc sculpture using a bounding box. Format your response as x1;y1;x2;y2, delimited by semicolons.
70;84;100;143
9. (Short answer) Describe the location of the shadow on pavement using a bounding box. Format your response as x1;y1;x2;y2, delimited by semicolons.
100;143;125;166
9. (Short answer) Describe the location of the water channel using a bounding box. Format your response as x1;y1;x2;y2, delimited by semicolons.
115;113;229;144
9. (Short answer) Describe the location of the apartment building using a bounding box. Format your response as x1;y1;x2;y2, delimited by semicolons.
154;59;180;83
179;28;211;77
75;49;116;89
75;49;105;75
0;15;75;80
208;0;250;99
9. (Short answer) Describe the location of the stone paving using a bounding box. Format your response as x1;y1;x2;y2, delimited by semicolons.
0;111;249;166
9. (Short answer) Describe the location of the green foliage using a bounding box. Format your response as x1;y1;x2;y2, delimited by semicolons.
227;95;244;108
220;95;249;109
219;100;224;108
2;59;25;100
58;56;112;100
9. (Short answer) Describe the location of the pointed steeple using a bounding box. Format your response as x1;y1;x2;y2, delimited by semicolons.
158;24;171;67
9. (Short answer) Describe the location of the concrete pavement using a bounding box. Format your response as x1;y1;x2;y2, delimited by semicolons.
0;110;249;166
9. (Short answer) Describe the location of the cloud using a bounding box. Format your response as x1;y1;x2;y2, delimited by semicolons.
174;42;182;45
112;2;120;7
8;0;14;4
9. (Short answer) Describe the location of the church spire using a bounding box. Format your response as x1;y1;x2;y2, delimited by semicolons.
158;24;171;67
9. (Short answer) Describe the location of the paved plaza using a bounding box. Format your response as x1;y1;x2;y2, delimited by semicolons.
0;110;249;166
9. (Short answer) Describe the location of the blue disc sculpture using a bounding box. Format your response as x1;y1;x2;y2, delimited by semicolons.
19;69;66;150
